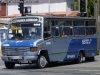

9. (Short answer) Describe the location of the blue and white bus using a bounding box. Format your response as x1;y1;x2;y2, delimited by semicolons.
1;14;98;69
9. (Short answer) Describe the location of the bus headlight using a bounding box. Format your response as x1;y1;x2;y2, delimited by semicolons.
30;47;38;52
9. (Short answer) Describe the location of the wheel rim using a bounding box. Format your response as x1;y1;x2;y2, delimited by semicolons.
39;56;47;68
79;53;83;62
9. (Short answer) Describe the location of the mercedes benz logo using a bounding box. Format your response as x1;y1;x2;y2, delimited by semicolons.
15;48;18;51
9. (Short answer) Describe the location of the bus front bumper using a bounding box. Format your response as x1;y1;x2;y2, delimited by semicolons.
2;56;38;62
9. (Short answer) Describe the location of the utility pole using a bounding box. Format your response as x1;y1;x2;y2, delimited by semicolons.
94;0;100;54
48;0;50;13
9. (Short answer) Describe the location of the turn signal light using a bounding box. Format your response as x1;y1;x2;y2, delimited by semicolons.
30;47;38;52
40;18;42;21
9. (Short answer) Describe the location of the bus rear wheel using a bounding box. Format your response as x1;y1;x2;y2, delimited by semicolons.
36;54;47;69
4;62;15;69
74;52;83;63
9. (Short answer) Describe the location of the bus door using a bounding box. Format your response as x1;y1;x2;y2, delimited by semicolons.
43;20;52;60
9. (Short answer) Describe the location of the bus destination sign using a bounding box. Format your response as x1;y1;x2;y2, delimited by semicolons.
11;18;39;23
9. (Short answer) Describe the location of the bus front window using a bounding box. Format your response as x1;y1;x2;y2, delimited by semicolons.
8;23;42;40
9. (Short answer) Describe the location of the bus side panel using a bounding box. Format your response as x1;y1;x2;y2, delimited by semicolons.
63;37;97;61
38;39;54;61
51;37;73;61
85;50;97;57
84;37;98;57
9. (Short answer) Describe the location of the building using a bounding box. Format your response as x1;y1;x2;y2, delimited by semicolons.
0;3;7;16
0;0;78;17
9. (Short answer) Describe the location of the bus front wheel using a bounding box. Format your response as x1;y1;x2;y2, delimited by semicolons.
36;54;47;69
4;62;15;69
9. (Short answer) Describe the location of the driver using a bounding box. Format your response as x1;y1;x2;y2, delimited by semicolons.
15;33;23;40
11;33;23;40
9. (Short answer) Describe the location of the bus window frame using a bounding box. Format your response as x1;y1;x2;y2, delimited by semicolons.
73;20;85;36
85;20;97;36
43;18;97;38
85;20;96;26
43;19;52;39
59;20;73;37
50;19;60;38
72;20;96;36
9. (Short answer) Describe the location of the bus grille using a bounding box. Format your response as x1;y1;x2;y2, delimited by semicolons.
3;47;30;56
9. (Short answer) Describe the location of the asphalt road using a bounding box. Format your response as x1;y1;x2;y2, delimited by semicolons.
0;56;100;75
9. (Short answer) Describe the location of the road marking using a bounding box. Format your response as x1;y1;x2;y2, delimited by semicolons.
81;70;100;72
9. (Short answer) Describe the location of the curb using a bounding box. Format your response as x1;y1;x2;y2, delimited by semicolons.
0;55;1;60
0;52;2;59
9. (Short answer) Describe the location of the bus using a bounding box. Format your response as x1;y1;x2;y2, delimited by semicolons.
1;14;98;69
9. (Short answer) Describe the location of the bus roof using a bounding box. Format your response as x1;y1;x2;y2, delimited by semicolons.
27;13;95;19
13;14;96;20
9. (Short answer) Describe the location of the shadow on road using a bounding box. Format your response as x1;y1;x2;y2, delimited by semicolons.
2;60;98;70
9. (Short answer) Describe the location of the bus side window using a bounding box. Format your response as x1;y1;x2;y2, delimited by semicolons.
66;21;73;36
44;28;50;38
44;20;51;38
52;28;59;36
86;21;96;35
60;21;66;36
60;21;73;36
51;20;59;37
73;21;85;35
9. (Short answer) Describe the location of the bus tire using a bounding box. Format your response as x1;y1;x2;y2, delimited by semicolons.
4;62;15;69
85;57;95;61
36;54;47;69
74;52;83;63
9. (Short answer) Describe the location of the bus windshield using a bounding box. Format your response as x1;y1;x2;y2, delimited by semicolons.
8;22;42;40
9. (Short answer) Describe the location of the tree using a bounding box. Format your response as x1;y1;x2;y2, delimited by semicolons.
74;0;94;17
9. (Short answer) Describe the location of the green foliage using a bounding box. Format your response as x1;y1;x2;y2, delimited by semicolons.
74;0;79;9
74;0;94;17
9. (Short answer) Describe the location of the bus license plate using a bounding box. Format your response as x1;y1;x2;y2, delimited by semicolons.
12;56;20;59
